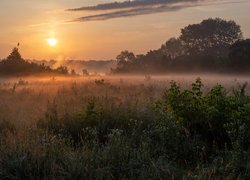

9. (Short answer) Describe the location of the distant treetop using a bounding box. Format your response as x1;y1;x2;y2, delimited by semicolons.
6;47;23;62
112;18;249;74
180;18;243;56
0;47;69;76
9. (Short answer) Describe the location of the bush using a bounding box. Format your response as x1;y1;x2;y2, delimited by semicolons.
163;79;250;151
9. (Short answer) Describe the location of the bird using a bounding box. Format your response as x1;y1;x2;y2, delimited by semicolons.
17;42;20;47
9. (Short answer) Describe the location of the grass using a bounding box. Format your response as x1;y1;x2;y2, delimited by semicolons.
0;76;249;179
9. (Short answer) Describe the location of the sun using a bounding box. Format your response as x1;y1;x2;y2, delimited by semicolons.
47;38;58;46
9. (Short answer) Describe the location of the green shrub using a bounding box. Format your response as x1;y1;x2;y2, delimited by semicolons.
163;78;250;151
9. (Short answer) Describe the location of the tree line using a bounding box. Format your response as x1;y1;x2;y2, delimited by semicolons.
0;48;69;76
112;18;250;74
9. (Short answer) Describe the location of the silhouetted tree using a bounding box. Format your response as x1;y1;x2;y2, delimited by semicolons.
56;66;68;74
161;38;186;59
71;69;77;76
0;47;69;76
117;51;135;62
229;39;250;71
82;69;89;76
110;18;249;74
116;51;135;70
6;47;23;62
180;18;243;57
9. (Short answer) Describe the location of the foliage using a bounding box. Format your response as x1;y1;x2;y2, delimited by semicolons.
112;18;248;74
0;48;69;76
164;79;250;149
229;39;250;71
0;79;249;179
95;79;105;85
180;18;242;56
161;37;186;59
82;69;89;76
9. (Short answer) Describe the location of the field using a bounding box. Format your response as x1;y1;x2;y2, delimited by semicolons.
0;75;250;179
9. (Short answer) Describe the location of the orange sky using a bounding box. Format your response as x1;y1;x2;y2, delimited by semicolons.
0;0;250;60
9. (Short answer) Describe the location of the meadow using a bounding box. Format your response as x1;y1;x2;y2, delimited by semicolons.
0;75;249;179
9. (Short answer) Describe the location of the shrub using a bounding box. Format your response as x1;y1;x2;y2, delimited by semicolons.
163;79;250;150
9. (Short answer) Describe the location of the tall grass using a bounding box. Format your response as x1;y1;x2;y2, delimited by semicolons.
0;77;249;179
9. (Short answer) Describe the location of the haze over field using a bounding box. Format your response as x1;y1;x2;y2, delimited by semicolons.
1;1;250;179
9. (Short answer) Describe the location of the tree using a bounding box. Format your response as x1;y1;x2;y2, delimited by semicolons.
82;69;89;76
116;51;135;70
161;38;186;59
116;51;135;63
111;18;247;74
229;39;250;70
180;18;243;57
71;69;77;76
55;66;68;74
0;47;70;76
6;47;24;62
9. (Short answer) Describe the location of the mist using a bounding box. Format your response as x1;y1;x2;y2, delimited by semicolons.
1;9;250;179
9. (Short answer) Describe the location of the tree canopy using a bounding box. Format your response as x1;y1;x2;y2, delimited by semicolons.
161;38;185;59
112;18;248;74
0;47;69;76
229;39;250;70
180;18;242;56
6;47;23;62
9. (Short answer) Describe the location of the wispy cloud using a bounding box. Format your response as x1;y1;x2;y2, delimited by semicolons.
67;0;199;11
66;0;250;22
71;3;194;22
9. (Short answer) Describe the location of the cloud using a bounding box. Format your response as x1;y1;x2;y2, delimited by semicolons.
71;3;194;22
67;0;200;11
66;0;250;22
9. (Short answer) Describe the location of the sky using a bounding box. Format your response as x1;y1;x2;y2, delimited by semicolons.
0;0;250;60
